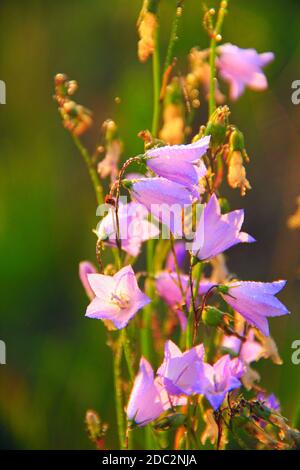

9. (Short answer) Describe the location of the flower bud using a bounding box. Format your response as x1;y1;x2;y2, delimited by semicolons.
205;106;230;149
85;409;102;441
202;306;224;327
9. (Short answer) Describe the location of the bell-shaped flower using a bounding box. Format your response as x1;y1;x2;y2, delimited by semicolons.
165;241;187;272
191;193;255;261
157;340;205;396
95;202;159;257
127;358;164;426
221;280;289;336
146;136;210;197
217;43;274;100
127;357;186;427
202;355;242;410
79;261;97;300
128;177;195;235
85;265;150;329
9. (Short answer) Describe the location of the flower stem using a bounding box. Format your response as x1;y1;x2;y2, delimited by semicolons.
122;329;135;382
114;333;126;449
72;134;103;206
208;1;228;117
164;1;184;72
151;26;161;137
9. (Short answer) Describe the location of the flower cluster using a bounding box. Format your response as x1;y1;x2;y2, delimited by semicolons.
56;0;297;451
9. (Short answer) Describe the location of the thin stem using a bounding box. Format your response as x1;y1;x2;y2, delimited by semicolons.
72;134;103;206
164;1;184;72
208;1;228;117
113;333;126;449
151;28;161;137
122;329;135;382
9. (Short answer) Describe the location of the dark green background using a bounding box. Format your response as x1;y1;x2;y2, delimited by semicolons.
1;0;300;449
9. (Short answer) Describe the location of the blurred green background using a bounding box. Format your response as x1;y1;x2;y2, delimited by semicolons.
1;0;300;449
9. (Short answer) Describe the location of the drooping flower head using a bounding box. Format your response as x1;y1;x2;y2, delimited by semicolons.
127;357;164;426
85;265;150;329
217;43;274;100
221;280;289;336
202;355;243;410
146;136;210;197
127;357;186;427
257;392;281;413
191;193;255;260
95;202;159;257
157;340;205;396
127;177;195;235
79;261;97;300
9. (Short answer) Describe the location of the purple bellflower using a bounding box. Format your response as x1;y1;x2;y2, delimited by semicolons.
129;177;196;235
202;354;243;410
146;136;210;197
217;43;274;100
157;340;205;396
191;193;255;261
222;280;289;336
85;265;150;329
223;329;264;365
127;357;164;426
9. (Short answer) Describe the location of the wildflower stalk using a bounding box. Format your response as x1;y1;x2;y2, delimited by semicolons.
122;329;135;382
151;21;161;137
163;1;184;72
208;1;228;117
114;333;126;449
72;134;103;206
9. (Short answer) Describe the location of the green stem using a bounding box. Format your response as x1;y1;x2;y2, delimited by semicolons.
114;333;126;449
122;329;135;382
151;29;161;137
164;1;184;72
72;134;103;206
208;1;228;117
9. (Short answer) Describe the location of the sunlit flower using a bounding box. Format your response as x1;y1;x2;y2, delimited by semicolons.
128;177;196;234
85;265;150;329
191;193;255;260
202;355;242;410
146;136;210;197
127;357;164;426
222;280;289;336
217;43;274;100
79;261;97;300
257;392;280;413
95;202;159;257
157;340;205;396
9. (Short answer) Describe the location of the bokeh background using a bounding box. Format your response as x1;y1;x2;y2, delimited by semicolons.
1;0;300;449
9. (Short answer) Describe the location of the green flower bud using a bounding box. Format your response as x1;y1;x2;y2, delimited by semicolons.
205;105;230;148
202;306;224;327
229;128;245;152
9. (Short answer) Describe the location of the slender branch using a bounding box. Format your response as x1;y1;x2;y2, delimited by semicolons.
164;1;184;72
208;1;228;116
113;333;126;449
72;134;103;206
